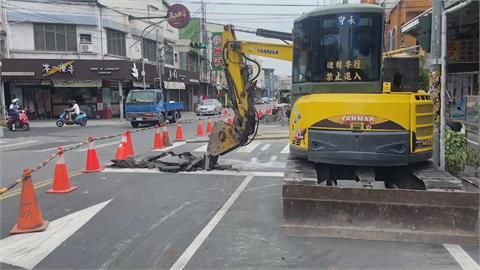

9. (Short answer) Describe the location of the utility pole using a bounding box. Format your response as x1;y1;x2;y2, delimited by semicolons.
0;0;7;138
200;0;209;92
118;82;124;122
156;29;160;89
430;0;443;166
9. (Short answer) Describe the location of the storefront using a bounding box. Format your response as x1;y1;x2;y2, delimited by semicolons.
163;67;200;111
1;59;156;119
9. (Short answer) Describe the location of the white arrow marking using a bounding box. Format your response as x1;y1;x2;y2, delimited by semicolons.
0;199;112;270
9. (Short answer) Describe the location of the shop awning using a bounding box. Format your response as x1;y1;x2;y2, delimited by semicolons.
164;81;186;90
53;80;102;88
401;8;432;36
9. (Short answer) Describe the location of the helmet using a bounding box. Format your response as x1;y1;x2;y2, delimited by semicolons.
12;98;19;104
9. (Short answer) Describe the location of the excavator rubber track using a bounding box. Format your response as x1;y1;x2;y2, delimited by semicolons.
282;157;479;246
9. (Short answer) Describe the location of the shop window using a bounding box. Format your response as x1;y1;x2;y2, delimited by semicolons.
142;38;156;62
80;34;92;44
106;28;126;57
34;23;77;52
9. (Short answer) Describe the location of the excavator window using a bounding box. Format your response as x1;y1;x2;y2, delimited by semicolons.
292;13;382;86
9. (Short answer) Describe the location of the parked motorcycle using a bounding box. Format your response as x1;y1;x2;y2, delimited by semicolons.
56;109;88;127
6;110;30;131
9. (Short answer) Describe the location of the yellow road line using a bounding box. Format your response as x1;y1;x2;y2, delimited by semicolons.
0;170;83;200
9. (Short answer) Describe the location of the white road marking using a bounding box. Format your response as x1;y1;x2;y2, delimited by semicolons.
193;143;208;152
443;244;480;270
170;174;254;270
467;139;479;146
152;141;186;152
280;144;290;154
0;200;112;270
236;141;261;153
270;155;278;162
102;167;284;177
76;141;118;152
103;168;164;174
0;140;37;149
260;143;271;152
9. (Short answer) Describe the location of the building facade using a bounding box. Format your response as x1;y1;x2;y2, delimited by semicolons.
385;0;432;51
1;0;200;119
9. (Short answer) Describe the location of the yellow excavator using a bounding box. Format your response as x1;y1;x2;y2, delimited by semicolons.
205;4;478;246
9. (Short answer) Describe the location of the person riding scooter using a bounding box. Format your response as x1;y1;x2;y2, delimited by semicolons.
7;98;21;130
67;100;80;121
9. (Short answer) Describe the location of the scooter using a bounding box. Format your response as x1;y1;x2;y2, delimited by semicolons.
6;110;30;131
56;109;88;127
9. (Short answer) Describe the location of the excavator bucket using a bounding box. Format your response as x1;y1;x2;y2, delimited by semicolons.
282;157;479;246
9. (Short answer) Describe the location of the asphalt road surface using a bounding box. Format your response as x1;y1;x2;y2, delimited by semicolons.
0;118;478;270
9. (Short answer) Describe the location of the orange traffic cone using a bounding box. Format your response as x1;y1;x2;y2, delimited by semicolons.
114;134;128;161
196;120;204;137
10;169;49;234
83;137;103;173
175;123;185;141
162;126;172;146
47;147;78;194
223;108;228;116
152;126;165;150
267;107;273;115
258;108;263;118
227;116;233;126
206;118;213;135
125;131;136;158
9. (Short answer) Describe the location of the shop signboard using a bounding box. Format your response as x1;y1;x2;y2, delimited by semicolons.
167;4;190;29
211;32;224;71
1;59;156;83
42;60;74;77
163;67;200;86
448;39;479;63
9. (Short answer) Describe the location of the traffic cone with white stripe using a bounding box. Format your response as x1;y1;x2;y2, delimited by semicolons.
10;169;49;234
47;147;78;194
196;119;204;137
162;126;172;146
152;125;165;150
125;130;136;158
175;123;185;141
206;118;213;135
114;134;128;161
83;137;103;173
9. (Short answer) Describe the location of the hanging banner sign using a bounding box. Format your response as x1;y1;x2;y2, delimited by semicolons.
211;32;224;71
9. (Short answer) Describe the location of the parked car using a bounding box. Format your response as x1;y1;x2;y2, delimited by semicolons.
195;99;223;116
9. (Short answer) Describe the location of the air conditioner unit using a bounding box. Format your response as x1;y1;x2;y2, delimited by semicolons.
80;43;94;53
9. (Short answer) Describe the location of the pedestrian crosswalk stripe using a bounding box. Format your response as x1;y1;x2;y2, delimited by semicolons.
280;144;290;154
260;143;271;152
236;141;261;153
193;144;208;152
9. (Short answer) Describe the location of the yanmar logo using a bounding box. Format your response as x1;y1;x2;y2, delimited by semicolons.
258;49;279;55
341;115;375;123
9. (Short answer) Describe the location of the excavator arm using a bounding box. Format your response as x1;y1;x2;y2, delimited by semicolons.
204;25;292;168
